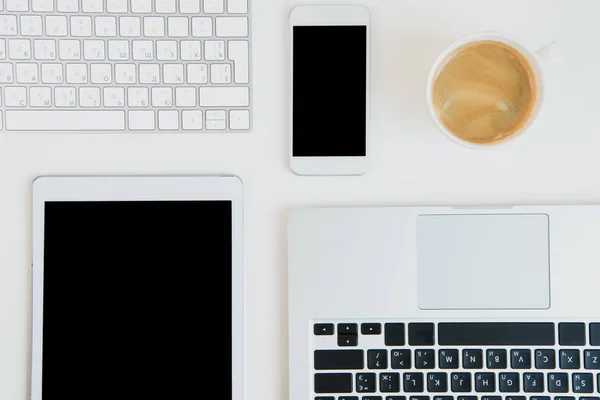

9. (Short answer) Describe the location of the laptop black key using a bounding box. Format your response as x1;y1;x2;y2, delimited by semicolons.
505;396;526;400
561;349;581;369
363;397;383;400
314;323;334;335
368;350;388;369
315;373;353;393
475;372;496;392
499;372;520;392
409;323;435;346
439;350;459;369
363;323;382;335
451;373;471;392
523;372;545;392
554;397;575;400
415;349;435;369
314;350;364;370
391;349;411;369
535;349;556;369
511;349;532;369
338;323;359;347
315;397;335;400
438;322;555;345
338;397;358;400
560;323;587;346
462;349;483;369
357;373;377;393
487;349;507;369
385;323;406;346
529;397;551;400
580;398;600;400
433;396;453;400
549;373;570;393
404;373;424;392
585;350;600;369
481;397;502;400
427;373;448;392
409;397;429;400
591;323;600;346
572;373;594;393
457;396;477;400
386;397;406;400
379;373;400;393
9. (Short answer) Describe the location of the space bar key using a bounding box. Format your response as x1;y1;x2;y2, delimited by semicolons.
6;111;125;131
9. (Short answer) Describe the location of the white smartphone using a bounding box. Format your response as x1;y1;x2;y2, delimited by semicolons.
289;5;371;176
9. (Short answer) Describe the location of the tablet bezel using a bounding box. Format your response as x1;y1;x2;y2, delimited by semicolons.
30;175;244;400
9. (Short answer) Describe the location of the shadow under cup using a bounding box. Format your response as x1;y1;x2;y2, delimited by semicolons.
427;34;544;147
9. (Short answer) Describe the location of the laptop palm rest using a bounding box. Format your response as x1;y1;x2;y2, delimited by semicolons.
417;214;550;310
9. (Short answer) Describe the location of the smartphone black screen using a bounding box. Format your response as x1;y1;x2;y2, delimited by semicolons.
292;25;367;157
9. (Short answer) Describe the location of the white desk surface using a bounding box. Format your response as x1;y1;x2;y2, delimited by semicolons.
0;0;599;399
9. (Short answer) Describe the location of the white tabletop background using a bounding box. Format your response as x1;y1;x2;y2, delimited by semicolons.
0;0;599;398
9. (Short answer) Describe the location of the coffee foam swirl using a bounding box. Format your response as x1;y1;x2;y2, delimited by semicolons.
432;40;536;144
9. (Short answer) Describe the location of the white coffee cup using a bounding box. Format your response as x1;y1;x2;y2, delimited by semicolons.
426;32;550;148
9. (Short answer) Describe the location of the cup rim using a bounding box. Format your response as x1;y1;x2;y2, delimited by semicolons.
426;31;545;149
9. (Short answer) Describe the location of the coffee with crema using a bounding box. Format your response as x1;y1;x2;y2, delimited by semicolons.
432;40;537;144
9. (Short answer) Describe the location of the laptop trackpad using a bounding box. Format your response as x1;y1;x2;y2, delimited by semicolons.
417;214;550;310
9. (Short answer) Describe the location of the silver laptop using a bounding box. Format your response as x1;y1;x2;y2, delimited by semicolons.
288;206;600;400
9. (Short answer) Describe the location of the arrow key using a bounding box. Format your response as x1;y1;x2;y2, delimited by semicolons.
314;323;334;336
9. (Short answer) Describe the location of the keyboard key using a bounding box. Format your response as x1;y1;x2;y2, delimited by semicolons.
6;110;125;130
505;397;526;400
409;323;435;346
82;0;103;12
338;336;357;346
427;373;447;392
475;373;496;392
458;397;477;400
204;0;224;13
199;86;249;107
548;373;569;393
20;16;43;36
433;397;453;400
361;323;381;335
387;397;406;400
499;373;520;393
56;0;78;12
409;397;429;400
314;350;363;370
560;323;587;346
438;322;555;345
31;86;52;107
403;373;424;392
523;373;544;393
363;397;383;400
216;16;248;37
438;349;458;369
535;349;556;369
481;397;501;400
511;349;532;369
95;16;117;37
554;397;575;400
356;373;376;393
391;350;411;369
192;17;213;37
228;40;249;83
385;323;405;346
32;0;54;11
368;350;387;369
228;0;247;13
573;373;594;393
380;373;400;393
46;16;67;36
314;323;334;336
560;349;581;369
182;110;202;130
451;373;471;392
156;0;176;13
128;110;154;130
315;397;334;400
580;398;600;400
0;15;18;36
79;87;100;107
591;324;600;346
338;323;358;347
158;110;179;130
107;0;128;12
487;349;507;369
6;0;28;11
415;350;434;369
314;373;352;394
585;350;600;369
338;397;358;400
462;350;483;369
5;86;27;106
529;397;550;400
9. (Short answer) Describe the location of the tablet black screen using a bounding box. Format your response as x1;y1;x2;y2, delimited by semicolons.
42;201;232;398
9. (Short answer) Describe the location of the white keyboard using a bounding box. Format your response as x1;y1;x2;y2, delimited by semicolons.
0;0;252;132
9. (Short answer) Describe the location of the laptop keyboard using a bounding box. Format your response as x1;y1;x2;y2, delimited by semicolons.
312;322;600;400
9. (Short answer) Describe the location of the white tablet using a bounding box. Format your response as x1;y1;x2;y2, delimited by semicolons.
30;176;244;400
